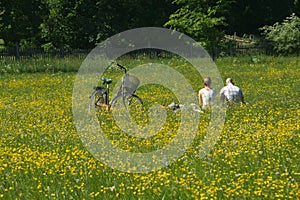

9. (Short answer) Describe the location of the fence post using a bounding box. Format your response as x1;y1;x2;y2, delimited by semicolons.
15;43;20;60
60;44;65;58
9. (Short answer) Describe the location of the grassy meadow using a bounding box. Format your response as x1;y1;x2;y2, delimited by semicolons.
0;55;299;199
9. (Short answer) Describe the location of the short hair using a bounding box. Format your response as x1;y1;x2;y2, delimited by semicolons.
204;77;212;86
226;78;234;85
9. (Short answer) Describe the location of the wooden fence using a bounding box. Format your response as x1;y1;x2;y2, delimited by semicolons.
0;45;267;61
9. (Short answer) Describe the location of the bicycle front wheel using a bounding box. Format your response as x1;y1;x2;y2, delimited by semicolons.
110;94;143;110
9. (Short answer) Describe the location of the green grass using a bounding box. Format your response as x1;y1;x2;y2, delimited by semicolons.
0;57;84;74
0;55;299;199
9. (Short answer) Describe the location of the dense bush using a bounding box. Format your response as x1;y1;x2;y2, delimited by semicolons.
260;13;300;55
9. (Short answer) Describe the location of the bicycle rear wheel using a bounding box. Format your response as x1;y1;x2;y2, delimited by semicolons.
88;90;108;111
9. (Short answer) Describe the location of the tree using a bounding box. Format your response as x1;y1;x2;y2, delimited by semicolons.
0;0;47;47
164;0;233;59
226;0;299;35
40;0;176;49
259;13;300;55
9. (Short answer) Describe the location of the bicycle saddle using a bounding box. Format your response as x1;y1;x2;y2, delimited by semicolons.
102;77;112;84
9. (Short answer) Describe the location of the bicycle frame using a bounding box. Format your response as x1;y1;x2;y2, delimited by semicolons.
89;63;143;112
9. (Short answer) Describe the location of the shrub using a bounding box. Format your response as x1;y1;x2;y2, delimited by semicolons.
259;13;300;55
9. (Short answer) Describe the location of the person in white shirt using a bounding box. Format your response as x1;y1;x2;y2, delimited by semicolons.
220;78;245;105
199;77;216;110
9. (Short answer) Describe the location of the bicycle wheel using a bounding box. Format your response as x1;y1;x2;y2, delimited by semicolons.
110;93;143;109
88;90;107;111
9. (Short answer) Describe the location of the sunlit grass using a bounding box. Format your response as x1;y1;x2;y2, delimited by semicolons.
0;55;299;199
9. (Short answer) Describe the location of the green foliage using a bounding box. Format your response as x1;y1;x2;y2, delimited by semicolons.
260;13;300;55
164;0;233;58
226;0;298;35
41;0;112;49
0;0;176;49
0;0;47;47
0;0;299;53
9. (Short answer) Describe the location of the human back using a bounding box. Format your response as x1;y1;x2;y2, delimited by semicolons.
199;77;216;109
199;87;216;107
220;78;245;105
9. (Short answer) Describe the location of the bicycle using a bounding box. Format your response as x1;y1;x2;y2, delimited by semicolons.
88;63;143;111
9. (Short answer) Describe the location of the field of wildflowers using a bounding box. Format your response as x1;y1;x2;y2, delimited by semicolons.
0;56;299;199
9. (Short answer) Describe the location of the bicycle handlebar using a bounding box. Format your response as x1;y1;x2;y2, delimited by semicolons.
116;63;127;74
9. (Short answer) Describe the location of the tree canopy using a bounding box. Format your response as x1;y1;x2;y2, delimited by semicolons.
0;0;47;47
164;0;233;58
0;0;299;52
225;0;300;35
